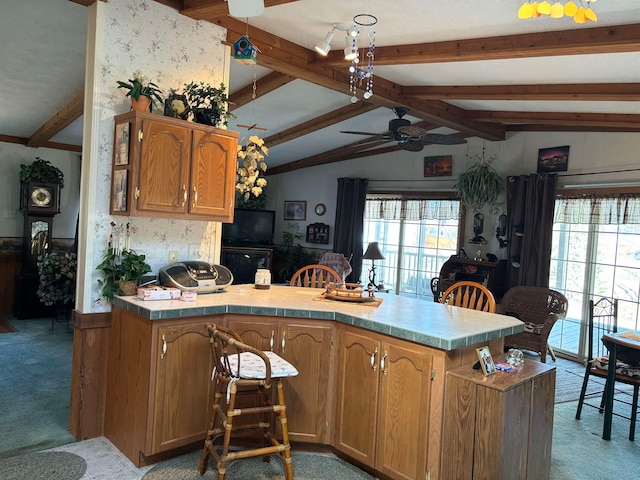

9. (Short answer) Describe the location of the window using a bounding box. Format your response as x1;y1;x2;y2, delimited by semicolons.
549;192;640;360
363;196;461;299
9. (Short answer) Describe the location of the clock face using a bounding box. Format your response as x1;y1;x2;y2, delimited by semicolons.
314;203;326;216
31;187;53;207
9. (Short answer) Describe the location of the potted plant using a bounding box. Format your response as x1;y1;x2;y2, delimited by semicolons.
277;230;309;283
117;70;163;112
183;81;236;127
19;157;64;187
96;248;151;300
236;135;268;209
453;155;505;213
36;252;77;307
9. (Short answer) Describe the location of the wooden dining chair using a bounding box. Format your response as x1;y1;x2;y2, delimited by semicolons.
440;281;496;313
289;264;343;288
575;297;640;441
199;324;299;479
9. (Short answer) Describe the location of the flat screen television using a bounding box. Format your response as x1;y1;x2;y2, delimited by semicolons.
222;209;275;246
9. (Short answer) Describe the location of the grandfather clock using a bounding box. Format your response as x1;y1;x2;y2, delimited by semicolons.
14;181;61;319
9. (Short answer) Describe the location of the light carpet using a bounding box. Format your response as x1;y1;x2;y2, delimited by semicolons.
0;451;86;480
142;450;375;480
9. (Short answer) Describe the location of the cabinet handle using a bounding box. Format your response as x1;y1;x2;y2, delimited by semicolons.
381;352;388;375
270;330;275;351
135;187;140;199
192;186;198;209
371;347;378;371
281;332;286;353
182;186;187;207
161;334;167;359
138;130;143;142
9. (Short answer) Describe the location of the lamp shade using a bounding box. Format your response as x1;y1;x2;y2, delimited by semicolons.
314;30;335;56
228;0;265;17
363;242;384;260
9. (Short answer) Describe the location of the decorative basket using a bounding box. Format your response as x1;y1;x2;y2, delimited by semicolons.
118;280;138;296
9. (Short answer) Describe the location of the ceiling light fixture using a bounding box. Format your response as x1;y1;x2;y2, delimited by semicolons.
349;14;377;103
315;27;336;56
517;1;598;23
227;0;265;18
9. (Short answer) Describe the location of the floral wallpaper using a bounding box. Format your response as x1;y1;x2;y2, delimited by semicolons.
88;0;229;312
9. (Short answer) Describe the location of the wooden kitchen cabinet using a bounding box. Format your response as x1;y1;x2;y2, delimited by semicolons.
104;306;222;466
225;315;334;444
111;111;238;222
335;325;433;480
442;357;555;480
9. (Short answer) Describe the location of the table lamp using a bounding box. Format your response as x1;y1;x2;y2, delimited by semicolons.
363;242;385;289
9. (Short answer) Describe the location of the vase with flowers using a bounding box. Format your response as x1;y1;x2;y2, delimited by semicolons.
235;135;268;209
117;70;163;112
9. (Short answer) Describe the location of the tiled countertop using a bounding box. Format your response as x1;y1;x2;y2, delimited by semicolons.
112;285;523;351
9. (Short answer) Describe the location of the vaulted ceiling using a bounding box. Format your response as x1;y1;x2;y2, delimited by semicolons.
3;0;640;173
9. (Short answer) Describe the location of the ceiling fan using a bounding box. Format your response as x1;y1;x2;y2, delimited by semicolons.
340;107;467;151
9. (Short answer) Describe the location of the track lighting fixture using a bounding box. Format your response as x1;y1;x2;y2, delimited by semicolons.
315;27;336;56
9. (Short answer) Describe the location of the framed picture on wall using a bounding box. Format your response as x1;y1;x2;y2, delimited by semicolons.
537;145;569;173
114;122;130;166
424;155;453;177
284;201;306;220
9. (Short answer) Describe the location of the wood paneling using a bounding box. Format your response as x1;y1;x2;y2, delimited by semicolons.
0;254;21;315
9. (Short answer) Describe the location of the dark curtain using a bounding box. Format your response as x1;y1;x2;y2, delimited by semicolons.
333;178;369;283
506;173;557;289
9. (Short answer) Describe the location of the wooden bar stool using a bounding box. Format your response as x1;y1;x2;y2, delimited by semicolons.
199;324;298;479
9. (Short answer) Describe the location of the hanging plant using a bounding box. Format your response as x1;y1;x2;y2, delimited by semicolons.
454;152;504;213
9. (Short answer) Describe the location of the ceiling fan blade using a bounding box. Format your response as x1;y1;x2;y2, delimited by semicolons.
397;125;428;138
398;140;424;152
340;130;380;136
422;134;468;145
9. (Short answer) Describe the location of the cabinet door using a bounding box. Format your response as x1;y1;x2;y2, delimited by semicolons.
190;130;236;221
226;317;277;351
376;339;432;480
137;119;190;214
150;323;213;454
335;328;380;466
280;322;333;443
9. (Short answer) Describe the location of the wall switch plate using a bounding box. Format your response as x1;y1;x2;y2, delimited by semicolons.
168;251;179;263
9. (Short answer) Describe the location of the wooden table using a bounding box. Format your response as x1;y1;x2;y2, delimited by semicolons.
601;331;640;440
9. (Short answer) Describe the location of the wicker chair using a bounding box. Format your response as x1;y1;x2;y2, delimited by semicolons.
290;264;343;288
440;281;496;313
500;286;568;363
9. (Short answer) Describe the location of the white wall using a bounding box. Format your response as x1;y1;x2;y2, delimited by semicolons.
268;130;640;259
0;143;80;239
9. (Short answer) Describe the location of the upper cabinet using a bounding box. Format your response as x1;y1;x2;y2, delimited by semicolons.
111;111;239;223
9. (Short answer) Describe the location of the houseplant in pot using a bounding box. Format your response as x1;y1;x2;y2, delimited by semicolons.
183;81;235;127
117;70;163;112
453;153;504;213
36;251;77;307
96;248;151;300
19;157;64;187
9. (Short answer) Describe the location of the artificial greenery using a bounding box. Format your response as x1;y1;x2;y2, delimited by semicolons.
183;81;236;126
235;135;268;209
117;70;163;108
36;252;77;306
19;157;64;188
96;248;151;300
453;158;505;213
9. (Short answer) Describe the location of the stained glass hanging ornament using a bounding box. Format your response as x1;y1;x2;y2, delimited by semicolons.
348;14;377;103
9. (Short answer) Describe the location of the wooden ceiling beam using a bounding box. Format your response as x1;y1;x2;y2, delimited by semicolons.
229;71;295;110
264;102;378;147
467;111;640;129
26;91;84;148
403;83;640;101
324;23;640;66
180;0;300;21
507;124;640;133
208;16;505;140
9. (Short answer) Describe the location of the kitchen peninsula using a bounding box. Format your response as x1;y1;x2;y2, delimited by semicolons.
95;285;530;480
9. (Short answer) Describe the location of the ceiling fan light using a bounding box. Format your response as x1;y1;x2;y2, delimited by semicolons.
228;0;264;17
315;29;335;56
